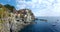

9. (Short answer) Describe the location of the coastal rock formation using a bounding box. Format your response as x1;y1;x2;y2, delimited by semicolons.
0;4;10;32
18;9;35;21
0;4;35;32
9;9;35;32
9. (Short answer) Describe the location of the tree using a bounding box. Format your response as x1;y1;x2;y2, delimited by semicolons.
4;4;15;12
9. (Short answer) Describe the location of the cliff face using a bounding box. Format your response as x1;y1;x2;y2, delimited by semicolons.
18;9;35;21
0;4;10;32
0;4;35;32
8;9;35;32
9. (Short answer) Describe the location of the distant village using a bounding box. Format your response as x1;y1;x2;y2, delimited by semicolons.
0;4;35;32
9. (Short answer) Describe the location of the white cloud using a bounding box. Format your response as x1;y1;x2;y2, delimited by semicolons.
16;0;42;9
16;0;60;17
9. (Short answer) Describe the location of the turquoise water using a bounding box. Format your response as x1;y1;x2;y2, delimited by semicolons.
19;17;60;32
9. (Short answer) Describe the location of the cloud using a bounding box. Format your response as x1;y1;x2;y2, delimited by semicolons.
16;0;60;17
16;0;42;9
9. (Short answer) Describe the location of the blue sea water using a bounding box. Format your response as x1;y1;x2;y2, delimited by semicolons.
19;17;60;32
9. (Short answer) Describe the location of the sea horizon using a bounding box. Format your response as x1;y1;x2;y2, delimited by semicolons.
20;17;60;32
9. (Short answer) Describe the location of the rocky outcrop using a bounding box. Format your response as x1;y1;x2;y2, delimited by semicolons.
0;4;35;32
0;4;10;32
9;9;35;32
18;9;35;21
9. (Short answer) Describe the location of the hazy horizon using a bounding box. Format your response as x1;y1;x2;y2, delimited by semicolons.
0;0;60;17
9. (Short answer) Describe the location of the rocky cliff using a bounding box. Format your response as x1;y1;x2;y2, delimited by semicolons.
10;9;35;32
0;4;10;32
18;9;35;21
0;4;35;32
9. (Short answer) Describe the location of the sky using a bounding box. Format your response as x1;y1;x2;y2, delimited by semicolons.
0;0;60;17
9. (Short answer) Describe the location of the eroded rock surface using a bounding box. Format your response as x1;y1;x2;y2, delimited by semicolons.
0;4;35;32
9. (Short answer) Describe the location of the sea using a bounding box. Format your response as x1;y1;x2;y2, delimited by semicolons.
19;17;60;32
